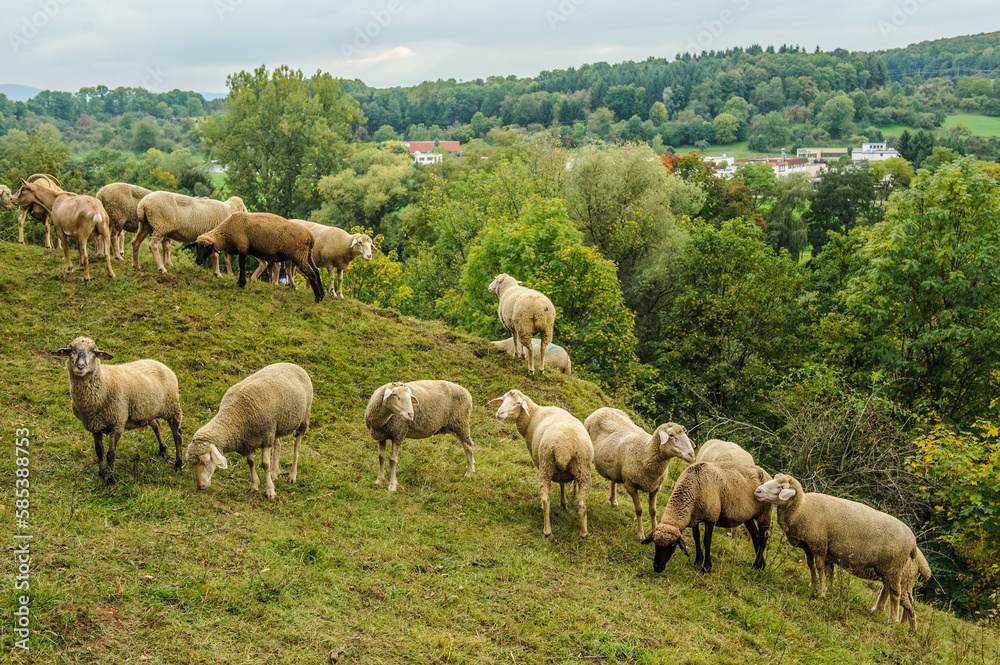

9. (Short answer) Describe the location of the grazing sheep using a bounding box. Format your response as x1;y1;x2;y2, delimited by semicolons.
186;363;313;500
364;380;476;492
488;273;556;376
754;473;929;627
585;408;695;539
13;179;115;281
1;184;14;212
296;221;374;298
491;337;572;375
15;173;62;248
189;212;325;303
642;461;772;574
96;182;153;261
696;439;757;537
53;336;183;485
489;389;593;537
132;191;244;275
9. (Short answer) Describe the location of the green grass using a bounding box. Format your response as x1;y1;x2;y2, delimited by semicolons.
2;242;999;664
942;113;1000;136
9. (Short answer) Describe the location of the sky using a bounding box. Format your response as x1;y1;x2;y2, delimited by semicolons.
2;0;997;95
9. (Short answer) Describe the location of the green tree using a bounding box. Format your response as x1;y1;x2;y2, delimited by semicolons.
603;84;646;121
713;112;740;144
199;64;363;218
766;172;812;260
803;161;877;253
372;124;399;142
649;101;669;126
818;94;855;138
749;111;791;150
736;162;776;214
588;107;614;139
131;120;160;153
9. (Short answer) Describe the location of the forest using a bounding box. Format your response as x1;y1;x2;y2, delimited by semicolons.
2;32;1000;625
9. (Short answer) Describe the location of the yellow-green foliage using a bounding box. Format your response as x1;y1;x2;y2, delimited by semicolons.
341;226;413;309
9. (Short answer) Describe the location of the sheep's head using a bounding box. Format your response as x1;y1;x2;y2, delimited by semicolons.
656;423;695;463
12;179;41;207
186;440;229;490
52;336;113;377
488;273;516;295
226;196;247;212
382;383;417;422
754;475;798;505
189;234;220;266
641;523;689;573
351;234;374;262
0;184;13;212
488;390;529;419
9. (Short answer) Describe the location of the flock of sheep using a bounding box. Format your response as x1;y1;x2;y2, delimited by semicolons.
6;176;929;634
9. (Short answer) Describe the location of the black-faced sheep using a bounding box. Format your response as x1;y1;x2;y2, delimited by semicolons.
489;389;593;538
488;274;556;376
190;211;326;303
491;337;572;375
13;179;115;281
364;381;476;492
754;473;929;628
53;336;183;485
642;461;772;574
132;191;245;275
96;182;153;261
585;408;695;539
186;363;313;500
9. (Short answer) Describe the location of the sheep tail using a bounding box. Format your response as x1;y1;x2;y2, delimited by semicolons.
913;547;931;581
554;446;572;471
93;213;105;225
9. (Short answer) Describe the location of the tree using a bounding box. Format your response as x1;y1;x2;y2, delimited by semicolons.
803;162;877;253
649;101;669;126
713;112;740;144
199;64;362;218
131;120;160;153
603;84;646;121
588;107;614;139
736;162;776;214
749;111;791;150
372;124;399;142
766;172;812;260
818;94;855;138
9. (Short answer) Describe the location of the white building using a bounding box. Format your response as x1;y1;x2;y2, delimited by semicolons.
852;142;901;163
411;151;442;165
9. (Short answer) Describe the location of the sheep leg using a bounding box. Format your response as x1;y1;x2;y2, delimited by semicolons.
457;431;475;479
78;231;92;282
246;454;260;493
540;476;553;537
149;419;169;461
270;437;282;482
871;585;890;615
58;228;74;273
336;267;345;298
100;223;115;278
608;481;618;507
539;329;552;374
326;266;337;295
131;223;152;269
211;250;222;278
298;258;325;303
288;430;303;484
813;551;829;597
17;207;27;244
744;518;766;570
285;263;298;290
44;216;53;249
237;255;247;287
700;522;715;573
376;440;387;486
104;430;121;485
161;238;173;266
261;447;276;500
884;575;902;624
93;432;109;483
149;233;169;273
221;252;233;275
519;331;535;375
559;482;568;510
166;414;183;471
577;474;590;538
692;523;704;569
387;438;401;492
625;484;645;539
647;489;659;537
250;261;268;282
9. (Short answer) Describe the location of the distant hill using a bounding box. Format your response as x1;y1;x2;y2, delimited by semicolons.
0;83;42;101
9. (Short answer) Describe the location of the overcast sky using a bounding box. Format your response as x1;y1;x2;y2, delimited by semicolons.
2;0;997;94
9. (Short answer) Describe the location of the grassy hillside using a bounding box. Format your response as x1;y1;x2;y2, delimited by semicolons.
1;242;998;664
942;113;1000;136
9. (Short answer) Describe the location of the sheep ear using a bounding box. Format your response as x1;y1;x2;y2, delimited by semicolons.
641;533;655;545
351;237;361;247
212;244;221;255
778;488;796;501
487;397;503;405
382;388;395;404
53;347;72;356
94;350;114;360
210;445;228;469
659;429;671;444
677;537;690;557
517;399;530;417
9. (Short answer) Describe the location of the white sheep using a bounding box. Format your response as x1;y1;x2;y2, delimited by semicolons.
132;192;245;276
491;337;572;375
296;221;374;298
488;273;556;376
186;363;313;500
584;408;695;539
696;438;756;537
53;336;183;485
489;389;593;538
754;473;929;628
364;380;476;492
96;182;153;261
642;461;772;574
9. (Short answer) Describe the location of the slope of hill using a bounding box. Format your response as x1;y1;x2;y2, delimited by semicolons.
1;242;997;664
0;83;42;101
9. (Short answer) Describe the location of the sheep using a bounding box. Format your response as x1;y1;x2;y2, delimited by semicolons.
696;439;757;537
0;184;13;213
132;191;245;276
641;461;772;574
364;380;476;492
186;363;313;500
13;179;115;281
862;545;931;629
295;221;374;298
188;211;326;303
584;408;695;539
487;273;556;376
15;173;62;248
52;336;183;485
488;389;593;537
491;337;572;375
96;182;153;261
754;473;929;627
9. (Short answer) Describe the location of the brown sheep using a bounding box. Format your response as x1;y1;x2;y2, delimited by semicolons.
15;173;63;248
96;182;153;261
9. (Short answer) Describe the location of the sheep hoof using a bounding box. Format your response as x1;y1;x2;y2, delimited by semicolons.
266;491;277;500
158;267;168;274
173;460;183;472
288;473;297;484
